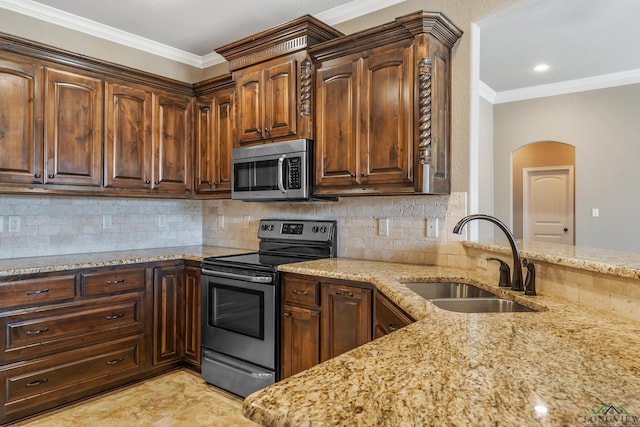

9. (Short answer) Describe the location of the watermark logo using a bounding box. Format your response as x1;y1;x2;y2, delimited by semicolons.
583;405;640;426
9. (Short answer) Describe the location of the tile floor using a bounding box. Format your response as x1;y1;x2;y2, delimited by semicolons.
10;369;258;426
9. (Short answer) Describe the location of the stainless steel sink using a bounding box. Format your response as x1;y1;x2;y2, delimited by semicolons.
402;282;496;300
429;298;535;313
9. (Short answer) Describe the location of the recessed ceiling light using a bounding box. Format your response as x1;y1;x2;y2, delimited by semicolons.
534;64;549;72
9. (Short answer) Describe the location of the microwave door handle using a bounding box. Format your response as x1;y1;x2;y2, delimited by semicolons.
277;155;287;193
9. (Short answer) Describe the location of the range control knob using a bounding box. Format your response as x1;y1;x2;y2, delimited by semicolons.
320;226;327;233
312;226;319;233
268;224;274;231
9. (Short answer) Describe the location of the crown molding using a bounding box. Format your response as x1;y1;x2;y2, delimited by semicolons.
0;0;204;67
489;69;640;104
0;0;406;69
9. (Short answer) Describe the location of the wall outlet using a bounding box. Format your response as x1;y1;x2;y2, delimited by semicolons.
103;214;112;229
243;215;251;228
158;214;167;228
217;214;225;228
8;216;20;233
378;218;389;236
592;208;600;217
0;216;3;232
426;217;439;238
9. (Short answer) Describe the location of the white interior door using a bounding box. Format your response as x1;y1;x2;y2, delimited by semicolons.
523;166;574;245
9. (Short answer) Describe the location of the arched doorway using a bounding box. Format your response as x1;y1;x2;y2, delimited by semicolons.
512;141;575;244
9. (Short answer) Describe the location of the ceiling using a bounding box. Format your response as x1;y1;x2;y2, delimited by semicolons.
1;0;639;101
479;0;640;102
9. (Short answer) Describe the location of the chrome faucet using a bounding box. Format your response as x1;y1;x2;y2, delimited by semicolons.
453;214;524;292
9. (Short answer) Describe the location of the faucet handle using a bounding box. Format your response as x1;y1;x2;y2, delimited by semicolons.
522;258;537;296
486;258;511;287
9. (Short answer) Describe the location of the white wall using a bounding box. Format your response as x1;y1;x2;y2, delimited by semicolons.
493;84;640;252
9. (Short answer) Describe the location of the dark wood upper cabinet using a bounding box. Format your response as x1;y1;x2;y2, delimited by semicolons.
195;82;235;195
44;68;103;186
311;11;462;196
153;92;193;193
0;56;43;185
104;81;152;190
216;15;343;147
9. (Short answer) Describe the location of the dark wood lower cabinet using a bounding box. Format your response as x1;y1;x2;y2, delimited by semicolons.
182;265;201;368
153;265;183;366
282;304;320;378
0;260;204;425
280;273;414;380
321;282;372;362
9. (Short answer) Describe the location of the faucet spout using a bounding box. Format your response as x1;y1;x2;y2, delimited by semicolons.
453;214;524;292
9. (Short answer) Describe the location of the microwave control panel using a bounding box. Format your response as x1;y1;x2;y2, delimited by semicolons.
287;157;301;189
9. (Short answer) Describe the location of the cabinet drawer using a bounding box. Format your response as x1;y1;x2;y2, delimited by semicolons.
0;293;145;364
83;268;145;296
0;274;77;310
0;335;144;420
374;292;414;339
282;275;319;306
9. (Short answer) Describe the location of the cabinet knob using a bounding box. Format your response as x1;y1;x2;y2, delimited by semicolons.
349;173;356;177
145;180;151;185
48;174;55;179
360;172;367;177
264;127;271;136
34;173;41;179
154;181;160;185
283;312;291;317
256;128;262;136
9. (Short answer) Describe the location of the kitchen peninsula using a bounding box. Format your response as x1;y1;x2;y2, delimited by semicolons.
243;251;640;426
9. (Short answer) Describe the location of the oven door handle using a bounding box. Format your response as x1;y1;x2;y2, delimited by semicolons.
201;268;273;284
277;154;287;194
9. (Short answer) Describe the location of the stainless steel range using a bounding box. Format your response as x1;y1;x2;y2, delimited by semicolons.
200;219;337;397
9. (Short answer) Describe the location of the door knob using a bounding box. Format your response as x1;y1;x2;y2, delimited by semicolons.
563;228;568;232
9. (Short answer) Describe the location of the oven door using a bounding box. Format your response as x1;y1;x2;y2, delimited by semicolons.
201;269;277;370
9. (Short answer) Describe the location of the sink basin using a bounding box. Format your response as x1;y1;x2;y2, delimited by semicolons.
402;282;496;300
430;298;535;313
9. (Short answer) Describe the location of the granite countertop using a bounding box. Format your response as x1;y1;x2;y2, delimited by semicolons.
465;239;640;279
243;258;640;426
0;245;252;278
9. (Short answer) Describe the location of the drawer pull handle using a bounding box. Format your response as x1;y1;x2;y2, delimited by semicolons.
106;357;125;365
335;290;354;297
25;288;50;296
292;289;308;295
388;323;399;332
106;313;125;320
26;378;49;387
25;327;50;336
106;279;126;285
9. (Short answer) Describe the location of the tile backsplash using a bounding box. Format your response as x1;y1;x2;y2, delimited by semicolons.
203;192;468;266
0;195;202;259
0;192;469;264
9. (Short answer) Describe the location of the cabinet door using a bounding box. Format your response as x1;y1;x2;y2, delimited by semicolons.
153;266;183;365
153;93;193;193
44;68;103;186
359;44;413;186
195;89;234;194
236;68;263;145
374;291;413;339
321;282;372;362
0;57;43;184
104;82;152;189
182;266;200;367
314;59;359;189
263;60;297;140
281;304;320;379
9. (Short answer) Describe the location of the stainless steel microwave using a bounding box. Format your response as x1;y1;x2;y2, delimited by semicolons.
231;139;314;201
